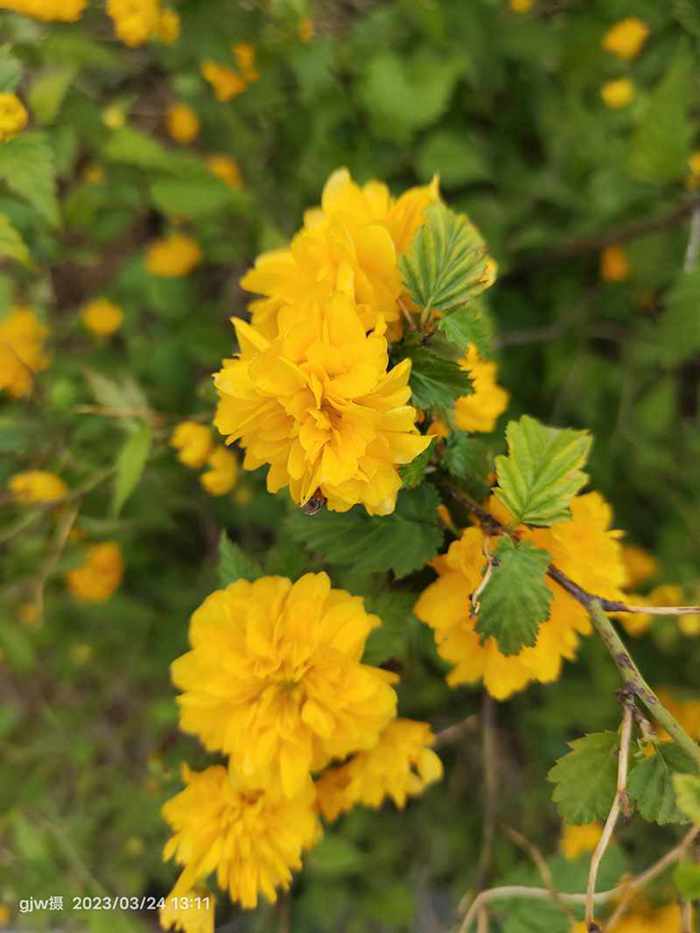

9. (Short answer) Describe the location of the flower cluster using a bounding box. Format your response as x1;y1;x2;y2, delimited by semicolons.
66;541;124;603
0;306;50;398
599;18;649;110
107;0;180;47
145;234;202;278
81;298;123;338
415;493;627;699
201;43;259;102
164;573;442;913
0;0;85;21
170;422;239;496
0;93;28;142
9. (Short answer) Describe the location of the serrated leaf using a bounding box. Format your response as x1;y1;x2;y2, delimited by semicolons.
112;423;152;517
674;861;700;899
494;415;592;526
150;177;247;219
437;298;494;356
362;590;418;665
402;343;472;411
217;532;262;586
0;132;59;225
29;66;76;125
0;46;21;92
443;433;492;499
0;213;30;265
400;202;492;314
476;538;552;654
630;44;693;184
674;773;700;824
286;484;443;579
627;743;695;825
548;732;619;824
399;437;433;488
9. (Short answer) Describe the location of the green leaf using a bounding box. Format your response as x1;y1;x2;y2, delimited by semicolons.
307;835;364;876
415;129;490;188
150;177;247;219
399;437;433;488
548;732;619;824
630;45;693;184
286;484;444;579
402;343;472;411
627;743;695;825
112;423;152;517
437;298;493;356
674;773;700;823
443;433;492;500
362;590;418;665
0;132;59;225
674;861;700;900
655;266;700;366
494;415;592;526
104;127;210;179
217;532;262;586
29;66;76;125
0;213;30;265
476;538;552;655
0;46;22;92
400;202;492;314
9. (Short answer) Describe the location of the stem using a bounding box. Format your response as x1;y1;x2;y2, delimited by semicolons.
588;601;700;770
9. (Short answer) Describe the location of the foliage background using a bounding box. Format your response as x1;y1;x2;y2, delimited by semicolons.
1;0;700;930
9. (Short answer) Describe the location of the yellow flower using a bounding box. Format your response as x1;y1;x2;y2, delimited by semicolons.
163;764;320;909
201;61;246;102
602;18;649;61
601;78;635;109
170;421;214;470
415;493;626;699
171;573;398;796
213;295;430;515
688;151;700;190
560;822;603;859
166;103;200;144
82;163;105;184
107;0;160;47
102;103;126;129
316;719;442;820
602;902;682;933
81;298;124;338
509;0;533;11
298;17;315;42
600;244;630;282
66;542;124;603
241;167;441;337
621;544;657;589
160;887;214;933
0;904;9;927
0;0;86;20
0;93;28;142
0;306;50;398
454;345;509;433
206;154;242;189
232;42;259;82
146;234;202;277
9;470;67;504
199;447;238;496
679;612;700;637
156;8;180;44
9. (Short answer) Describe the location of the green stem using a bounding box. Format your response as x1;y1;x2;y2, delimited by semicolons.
588;600;700;770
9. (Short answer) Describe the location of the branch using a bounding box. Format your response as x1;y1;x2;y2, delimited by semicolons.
585;701;634;930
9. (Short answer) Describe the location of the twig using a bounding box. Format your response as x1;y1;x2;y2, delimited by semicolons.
505;827;576;924
585;701;634;929
29;505;79;621
434;715;480;748
680;901;694;933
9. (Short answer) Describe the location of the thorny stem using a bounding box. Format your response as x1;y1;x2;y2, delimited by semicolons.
585;701;633;929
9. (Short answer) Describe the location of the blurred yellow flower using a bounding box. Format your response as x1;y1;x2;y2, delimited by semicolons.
0;93;28;142
199;447;238;496
66;542;124;603
160;888;214;933
454;344;509;433
509;0;533;11
617;582;686;637
678;612;700;636
0;0;85;20
70;642;93;665
9;470;67;504
601;78;635;109
316;719;442;820
82;163;105;185
166;103;200;144
171;573;397;796
162;764;320;909
170;421;214;470
601;901;683;932
156;7;180;44
298;17;315;42
206;154;242;189
560;822;603;859
600;244;629;282
102;103;126;129
656;689;700;741
201;61;246;102
146;234;202;277
621;544;657;589
602;18;649;61
0;306;50;398
213;295;430;515
81;298;124;338
107;0;160;47
232;42;259;83
415;493;626;699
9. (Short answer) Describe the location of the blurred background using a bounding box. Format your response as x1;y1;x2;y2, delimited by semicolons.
1;0;699;930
